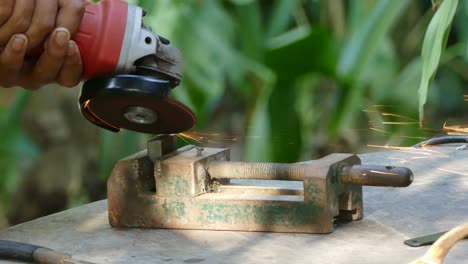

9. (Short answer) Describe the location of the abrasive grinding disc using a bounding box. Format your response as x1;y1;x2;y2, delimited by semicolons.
79;75;196;134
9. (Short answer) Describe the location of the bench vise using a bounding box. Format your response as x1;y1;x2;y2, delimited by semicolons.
107;135;413;233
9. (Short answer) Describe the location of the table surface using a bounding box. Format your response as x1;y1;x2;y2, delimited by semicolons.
1;145;467;264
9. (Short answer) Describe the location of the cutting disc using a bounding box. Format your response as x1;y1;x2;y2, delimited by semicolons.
79;75;196;134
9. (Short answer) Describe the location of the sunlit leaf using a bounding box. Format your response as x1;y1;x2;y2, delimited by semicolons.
418;0;458;127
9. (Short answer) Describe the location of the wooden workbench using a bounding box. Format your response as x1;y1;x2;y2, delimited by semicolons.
1;145;467;263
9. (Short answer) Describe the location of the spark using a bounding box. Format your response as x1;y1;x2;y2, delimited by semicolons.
437;168;468;177
367;144;406;150
382;121;420;125
177;132;205;146
373;105;399;108
177;131;239;147
369;127;391;134
380;112;418;121
397;135;426;140
83;100;118;130
366;144;449;157
443;122;468;135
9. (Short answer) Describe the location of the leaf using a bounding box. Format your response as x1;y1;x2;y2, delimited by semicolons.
265;27;338;77
264;27;338;162
243;63;276;161
235;1;264;60
338;0;408;82
328;0;409;138
382;43;465;107
266;0;296;38
418;0;458;127
146;0;240;126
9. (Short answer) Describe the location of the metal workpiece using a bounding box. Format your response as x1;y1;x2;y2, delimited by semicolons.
147;134;177;161
339;165;413;187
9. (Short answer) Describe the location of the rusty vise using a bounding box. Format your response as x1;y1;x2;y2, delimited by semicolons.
108;135;413;233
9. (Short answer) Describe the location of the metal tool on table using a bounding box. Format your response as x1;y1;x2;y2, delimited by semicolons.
42;0;195;134
405;231;448;247
410;223;468;264
107;135;413;234
0;240;95;264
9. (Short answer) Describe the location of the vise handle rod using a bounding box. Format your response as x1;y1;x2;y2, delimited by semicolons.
207;162;413;187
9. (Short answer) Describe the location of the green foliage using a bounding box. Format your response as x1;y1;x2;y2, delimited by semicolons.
418;0;459;126
330;0;409;138
137;0;464;163
338;0;408;83
0;90;37;213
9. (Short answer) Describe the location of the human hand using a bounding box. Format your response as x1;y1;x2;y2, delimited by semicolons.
0;0;86;89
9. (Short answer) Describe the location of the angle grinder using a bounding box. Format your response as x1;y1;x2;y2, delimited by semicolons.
66;0;195;134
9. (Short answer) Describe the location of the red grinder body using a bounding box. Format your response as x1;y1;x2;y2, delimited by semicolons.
74;0;128;79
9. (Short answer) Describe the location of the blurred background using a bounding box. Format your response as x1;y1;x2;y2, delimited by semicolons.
0;0;467;229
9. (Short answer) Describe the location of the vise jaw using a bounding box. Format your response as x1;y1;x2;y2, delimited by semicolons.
108;135;412;233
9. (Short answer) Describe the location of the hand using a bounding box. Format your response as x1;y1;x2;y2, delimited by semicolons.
0;0;86;89
0;0;86;49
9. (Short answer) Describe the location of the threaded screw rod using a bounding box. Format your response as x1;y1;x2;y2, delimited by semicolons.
208;162;413;187
208;162;306;181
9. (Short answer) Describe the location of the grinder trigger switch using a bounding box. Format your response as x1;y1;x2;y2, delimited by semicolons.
68;0;195;134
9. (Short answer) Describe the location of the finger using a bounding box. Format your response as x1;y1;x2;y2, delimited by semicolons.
57;40;82;87
0;0;15;26
0;0;35;46
0;34;28;88
25;27;70;89
25;0;58;49
57;0;86;35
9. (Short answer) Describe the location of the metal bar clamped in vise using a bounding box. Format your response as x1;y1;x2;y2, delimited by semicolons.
108;134;414;234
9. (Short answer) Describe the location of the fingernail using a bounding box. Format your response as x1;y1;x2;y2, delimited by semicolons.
12;35;26;52
68;41;76;56
55;28;70;47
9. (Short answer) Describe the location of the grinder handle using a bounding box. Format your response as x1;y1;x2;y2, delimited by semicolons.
340;165;414;187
